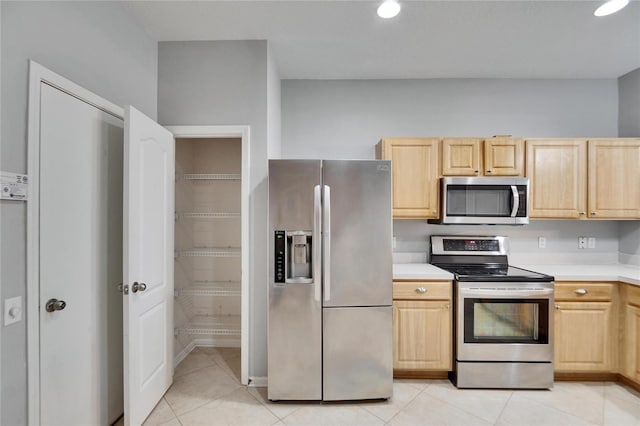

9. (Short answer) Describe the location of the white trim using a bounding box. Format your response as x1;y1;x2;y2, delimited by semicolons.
173;341;197;369
248;376;268;387
165;125;251;386
26;61;125;426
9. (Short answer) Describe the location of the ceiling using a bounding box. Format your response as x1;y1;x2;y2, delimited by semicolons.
124;0;640;80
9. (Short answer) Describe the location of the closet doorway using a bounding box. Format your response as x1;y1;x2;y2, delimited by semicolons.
167;126;250;386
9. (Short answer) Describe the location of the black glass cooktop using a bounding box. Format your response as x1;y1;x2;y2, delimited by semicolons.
434;264;554;282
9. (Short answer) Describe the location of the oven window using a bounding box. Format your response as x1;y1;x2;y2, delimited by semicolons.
463;298;549;344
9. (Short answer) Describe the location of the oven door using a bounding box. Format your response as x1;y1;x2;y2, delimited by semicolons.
456;283;554;362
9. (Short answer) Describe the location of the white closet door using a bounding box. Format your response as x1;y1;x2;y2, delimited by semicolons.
39;83;124;425
123;106;175;426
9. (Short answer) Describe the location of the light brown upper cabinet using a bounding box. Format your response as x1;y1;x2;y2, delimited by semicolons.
376;138;440;219
588;139;640;219
442;137;524;176
441;138;482;176
526;139;587;219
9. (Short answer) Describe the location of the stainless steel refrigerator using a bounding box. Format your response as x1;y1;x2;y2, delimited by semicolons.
267;159;393;401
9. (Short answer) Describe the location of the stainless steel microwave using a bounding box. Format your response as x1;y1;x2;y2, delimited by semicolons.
432;177;530;225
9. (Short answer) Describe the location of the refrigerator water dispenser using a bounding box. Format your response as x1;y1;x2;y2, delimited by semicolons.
274;230;313;284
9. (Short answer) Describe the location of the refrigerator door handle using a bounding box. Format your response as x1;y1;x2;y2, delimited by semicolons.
313;185;322;302
323;185;331;302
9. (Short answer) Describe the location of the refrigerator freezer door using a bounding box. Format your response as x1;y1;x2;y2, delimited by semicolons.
323;306;393;401
268;160;322;400
322;160;392;307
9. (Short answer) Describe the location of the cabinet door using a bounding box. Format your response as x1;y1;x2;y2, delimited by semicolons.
588;139;640;219
623;303;640;382
554;302;616;372
526;139;587;219
441;138;482;176
379;138;440;218
393;300;451;370
484;137;524;176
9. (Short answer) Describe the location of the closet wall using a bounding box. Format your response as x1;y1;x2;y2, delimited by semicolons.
174;138;242;359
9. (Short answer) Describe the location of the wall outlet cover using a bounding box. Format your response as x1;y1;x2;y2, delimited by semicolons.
578;237;587;249
538;237;546;249
588;237;596;249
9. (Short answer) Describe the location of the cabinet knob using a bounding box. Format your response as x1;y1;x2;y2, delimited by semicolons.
474;170;479;174
432;210;437;214
555;305;560;310
579;212;586;216
486;170;492;173
575;288;588;295
591;212;597;216
445;304;450;309
415;287;427;294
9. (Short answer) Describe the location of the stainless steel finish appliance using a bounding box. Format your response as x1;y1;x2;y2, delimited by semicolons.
432;177;530;225
268;159;393;401
430;236;554;389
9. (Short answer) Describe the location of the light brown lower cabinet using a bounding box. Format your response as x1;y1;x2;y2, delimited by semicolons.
393;300;451;370
621;285;640;383
392;280;452;372
553;282;617;372
554;301;617;372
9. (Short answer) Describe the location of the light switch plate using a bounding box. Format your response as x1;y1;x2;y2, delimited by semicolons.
588;237;596;249
538;237;546;249
4;296;23;326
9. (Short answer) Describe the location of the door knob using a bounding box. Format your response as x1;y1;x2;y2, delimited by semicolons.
131;282;147;293
45;298;66;312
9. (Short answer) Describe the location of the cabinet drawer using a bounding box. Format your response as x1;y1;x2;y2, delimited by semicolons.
555;282;614;301
393;281;451;300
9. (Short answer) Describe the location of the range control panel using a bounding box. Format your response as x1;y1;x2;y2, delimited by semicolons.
1;172;28;201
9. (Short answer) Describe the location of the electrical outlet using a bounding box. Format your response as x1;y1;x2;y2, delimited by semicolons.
4;296;22;326
578;237;587;249
538;237;546;249
588;237;596;249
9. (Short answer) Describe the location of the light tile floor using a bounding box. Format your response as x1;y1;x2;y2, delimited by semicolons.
140;348;640;426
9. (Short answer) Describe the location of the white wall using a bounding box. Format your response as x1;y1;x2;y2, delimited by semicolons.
393;220;621;265
619;68;640;137
267;45;282;159
157;40;271;380
1;2;157;424
617;68;640;265
281;78;624;265
282;79;618;159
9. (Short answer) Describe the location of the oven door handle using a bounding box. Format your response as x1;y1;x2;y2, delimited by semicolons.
510;185;520;217
460;288;554;298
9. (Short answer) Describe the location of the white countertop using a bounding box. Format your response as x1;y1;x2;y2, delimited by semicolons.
393;262;640;286
393;263;454;280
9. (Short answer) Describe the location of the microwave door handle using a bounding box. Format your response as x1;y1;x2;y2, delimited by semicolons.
510;185;520;217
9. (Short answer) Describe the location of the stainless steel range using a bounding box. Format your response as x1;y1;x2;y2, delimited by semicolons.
430;236;555;389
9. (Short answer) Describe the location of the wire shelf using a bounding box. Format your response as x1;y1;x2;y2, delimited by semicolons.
175;281;241;297
175;315;241;336
175;212;240;220
178;174;240;181
175;248;241;258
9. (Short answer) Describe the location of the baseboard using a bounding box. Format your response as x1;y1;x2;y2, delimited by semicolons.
192;337;241;348
249;376;268;387
554;372;618;382
617;374;640;393
173;341;197;368
393;370;449;379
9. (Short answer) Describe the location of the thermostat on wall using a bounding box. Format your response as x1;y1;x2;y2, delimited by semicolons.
1;172;29;201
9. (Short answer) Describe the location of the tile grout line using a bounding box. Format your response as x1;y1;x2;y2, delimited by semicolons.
492;391;514;426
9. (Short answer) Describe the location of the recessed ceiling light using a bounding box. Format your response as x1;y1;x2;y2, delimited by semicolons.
377;0;401;19
594;0;629;16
